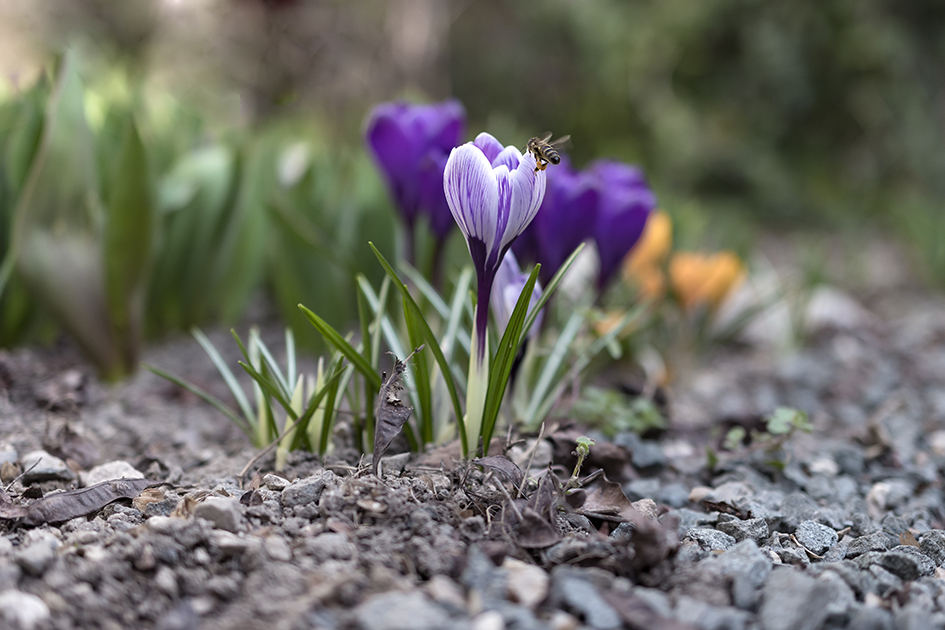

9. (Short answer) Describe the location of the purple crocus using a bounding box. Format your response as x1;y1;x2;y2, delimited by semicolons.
589;159;656;291
513;155;599;285
445;132;546;356
365;100;465;259
490;250;543;341
444;132;545;450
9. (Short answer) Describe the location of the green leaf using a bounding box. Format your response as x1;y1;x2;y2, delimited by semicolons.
766;407;809;435
192;327;255;426
480;264;541;453
403;299;432;445
143;363;253;438
103;114;153;374
369;242;467;456
289;363;346;451
521;243;584;336
298;304;382;391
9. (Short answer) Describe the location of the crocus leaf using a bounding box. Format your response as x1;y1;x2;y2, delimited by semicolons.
299;304;382;391
370;242;467;455
103;114;153;374
372;348;421;476
12;52;119;378
481;264;540;453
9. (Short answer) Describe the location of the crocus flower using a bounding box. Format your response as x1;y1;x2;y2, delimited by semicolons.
589;160;657;291
622;210;672;300
513;155;599;284
490;251;543;341
365;100;465;257
669;251;746;312
444;132;546;451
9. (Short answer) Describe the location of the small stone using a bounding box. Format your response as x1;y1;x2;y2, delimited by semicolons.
472;610;504;630
845;532;889;558
657;483;691;508
920;530;945;566
0;590;51;630
631;441;666;469
624;478;660;501
502;557;549;609
263;536;293;562
689;486;712;503
354;591;449;630
551;572;621;630
687;527;736;552
20;450;75;483
717;517;769;545
759;568;832;630
83;460;144;486
262;474;290;491
878;546;935;580
673;596;750;630
794;520;839;556
305;532;356;562
15;533;58;576
424;575;466;612
193;497;243;533
281;475;329;507
155;566;178;597
378;452;410;476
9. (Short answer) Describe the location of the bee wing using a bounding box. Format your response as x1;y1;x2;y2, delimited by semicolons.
550;134;571;148
539;131;553;142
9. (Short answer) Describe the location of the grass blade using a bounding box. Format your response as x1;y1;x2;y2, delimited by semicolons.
403;298;433;445
369;242;467;456
521;243;584;336
143;363;252;437
522;310;585;424
299;304;382;391
192;328;254;426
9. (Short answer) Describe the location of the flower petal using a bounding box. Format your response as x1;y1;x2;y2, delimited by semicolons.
500;152;545;252
473;132;504;165
492;146;522;171
444;143;498;250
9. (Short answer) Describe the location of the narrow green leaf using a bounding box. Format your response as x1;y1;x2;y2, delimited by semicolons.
298;304;382;390
480;264;540;452
369;242;467;456
521;243;585;336
442;266;474;362
523;310;585;424
143;363;252;437
193;328;255;426
403;299;433;445
239;360;296;419
250;329;290;400
285;329;296;391
289;364;345;451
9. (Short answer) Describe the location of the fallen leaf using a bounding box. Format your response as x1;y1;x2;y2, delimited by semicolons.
372;348;422;476
239;489;262;507
132;487;165;512
900;531;920;547
516;506;562;548
475;455;524;490
16;478;153;526
579;475;638;522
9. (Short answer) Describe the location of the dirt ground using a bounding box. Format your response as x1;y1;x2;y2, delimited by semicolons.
3;254;945;629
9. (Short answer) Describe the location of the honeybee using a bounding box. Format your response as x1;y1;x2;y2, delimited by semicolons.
525;133;571;173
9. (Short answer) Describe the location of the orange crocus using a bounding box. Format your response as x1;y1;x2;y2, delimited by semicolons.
622;210;672;299
668;251;746;312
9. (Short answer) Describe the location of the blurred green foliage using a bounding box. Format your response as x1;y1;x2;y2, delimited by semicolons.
451;0;945;233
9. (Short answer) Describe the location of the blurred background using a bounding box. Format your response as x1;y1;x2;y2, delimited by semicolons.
1;0;943;374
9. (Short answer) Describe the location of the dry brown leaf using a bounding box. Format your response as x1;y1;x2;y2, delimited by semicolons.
372;348;422;476
16;478;153;526
475;455;525;490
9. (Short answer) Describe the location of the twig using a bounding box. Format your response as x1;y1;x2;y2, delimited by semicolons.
517;421;545;498
4;458;42;494
493;472;523;522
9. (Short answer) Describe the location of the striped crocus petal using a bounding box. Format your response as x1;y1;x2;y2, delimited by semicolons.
444;142;499;257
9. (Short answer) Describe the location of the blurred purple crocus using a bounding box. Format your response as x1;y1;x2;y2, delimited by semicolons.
365;100;465;260
589;160;656;291
513;156;599;285
444;132;545;449
490;250;543;341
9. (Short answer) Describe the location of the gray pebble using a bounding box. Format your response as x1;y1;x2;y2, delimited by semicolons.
0;589;51;630
15;533;58;576
281;474;329;507
845;532;889;558
920;530;945;566
355;591;449;630
624;478;660;501
717;517;769;545
794;520;838;555
687;527;736;552
658;483;692;508
20;450;75;483
759;567;832;630
551;572;621;630
631;441;666;469
193;497;243;533
878;546;936;580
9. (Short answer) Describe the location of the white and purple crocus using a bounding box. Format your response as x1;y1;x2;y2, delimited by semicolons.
443;132;546;449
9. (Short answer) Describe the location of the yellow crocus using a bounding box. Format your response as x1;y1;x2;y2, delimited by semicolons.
669;251;746;312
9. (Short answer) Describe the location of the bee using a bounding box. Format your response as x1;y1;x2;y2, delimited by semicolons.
525;133;571;173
